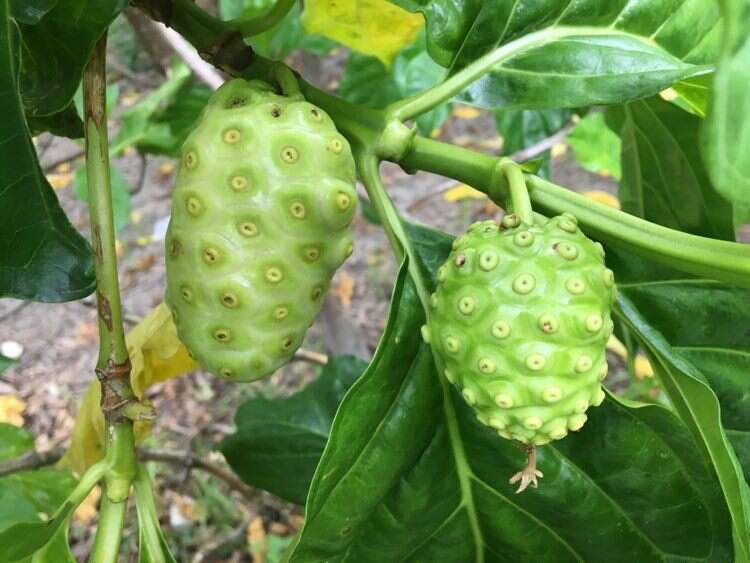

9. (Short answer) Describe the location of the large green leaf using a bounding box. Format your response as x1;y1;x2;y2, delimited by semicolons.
16;0;125;117
701;0;750;208
567;112;622;180
0;424;77;563
606;97;735;240
403;0;721;110
281;227;732;562
0;1;95;302
221;356;366;505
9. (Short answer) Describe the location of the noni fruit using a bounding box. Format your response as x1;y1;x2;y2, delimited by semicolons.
423;213;615;445
165;78;357;381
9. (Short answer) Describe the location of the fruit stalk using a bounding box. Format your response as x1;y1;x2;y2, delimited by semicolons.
83;34;137;562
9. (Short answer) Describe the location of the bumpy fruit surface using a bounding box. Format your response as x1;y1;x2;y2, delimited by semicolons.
165;79;357;381
423;214;616;445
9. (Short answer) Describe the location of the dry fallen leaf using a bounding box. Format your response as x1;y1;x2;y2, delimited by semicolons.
443;183;486;202
247;516;267;562
47;173;73;190
73;485;101;524
635;355;654;379
333;272;355;308
0;395;25;426
452;105;481;120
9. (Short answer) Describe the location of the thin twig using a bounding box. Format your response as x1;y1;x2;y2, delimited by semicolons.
0;446;65;477
192;516;252;563
153;22;224;89
138;448;255;502
292;348;328;365
509;120;577;162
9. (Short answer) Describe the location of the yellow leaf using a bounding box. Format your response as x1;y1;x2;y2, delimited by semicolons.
73;486;100;523
606;335;627;360
582;190;621;209
47;173;73;190
60;304;197;474
0;395;25;426
452;106;481;120
302;0;424;67
443;184;486;202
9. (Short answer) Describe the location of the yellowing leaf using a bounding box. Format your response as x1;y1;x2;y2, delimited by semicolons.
302;0;424;66
582;190;621;209
452;106;481;120
47;173;73;190
73;486;101;523
60;303;197;474
443;184;486;202
0;395;25;426
332;272;355;308
635;355;654;379
606;335;627;360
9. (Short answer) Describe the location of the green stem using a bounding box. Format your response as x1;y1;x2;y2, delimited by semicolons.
230;0;295;37
356;152;431;311
502;161;533;224
88;495;128;563
133;465;167;560
64;460;108;510
388;26;628;122
83;33;138;562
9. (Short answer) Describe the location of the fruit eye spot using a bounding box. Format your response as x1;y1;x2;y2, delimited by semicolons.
304;247;321;262
525;353;546;371
221;293;238;308
281;336;294;350
265;267;283;283
224;96;247;109
554;242;579;260
558;217;578;233
523;417;543;430
270;104;282;117
575;400;589;414
514;231;534;247
290;202;306;219
281;146;299;163
501;213;520;229
273;306;289;320
538;314;558;334
230;175;248;191
437;265;447;282
575;355;593;373
603;268;615;287
329;138;344;154
599;363;609;380
238;222;258;237
203;248;220;264
169;239;182;257
495;393;514;408
566;277;585;294
568;414;587;431
310;108;322;121
457;296;476;315
512;273;536;294
491;320;511;339
478;358;496;374
478;250;498;271
213;328;231;342
311;286;324;300
585;314;603;332
454;254;466;268
186;196;203;216
180;286;193;302
542;386;562;403
345;243;354;257
462;388;476;405
184;151;198;169
336;192;351;211
223;128;241;144
220;367;233;377
444;336;460;353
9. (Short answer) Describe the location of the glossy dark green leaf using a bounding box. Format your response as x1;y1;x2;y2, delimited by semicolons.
408;1;721;110
73;166;131;234
17;0;126;117
339;38;451;135
673;72;713;117
606;97;735;240
9;0;57;25
221;356;366;505
27;100;83;139
701;0;750;208
285;227;732;562
0;2;95;302
0;424;77;563
567;112;622;180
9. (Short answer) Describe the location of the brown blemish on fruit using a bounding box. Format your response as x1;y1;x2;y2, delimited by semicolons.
454;254;466;267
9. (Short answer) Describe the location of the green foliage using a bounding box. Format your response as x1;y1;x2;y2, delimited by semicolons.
494;108;571;175
567;112;621;180
0;0;95;302
165;79;357;381
221;356;366;504
73;166;131;234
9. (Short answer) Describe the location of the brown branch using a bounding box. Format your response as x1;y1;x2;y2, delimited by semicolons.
138;448;255;501
0;446;65;477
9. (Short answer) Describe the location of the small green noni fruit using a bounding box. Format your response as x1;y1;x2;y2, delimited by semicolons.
423;213;616;445
165;78;357;381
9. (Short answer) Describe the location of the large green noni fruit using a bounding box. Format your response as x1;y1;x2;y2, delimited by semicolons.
165;78;357;381
423;213;616;445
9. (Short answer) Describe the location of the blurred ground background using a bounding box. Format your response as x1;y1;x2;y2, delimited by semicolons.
0;8;647;562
